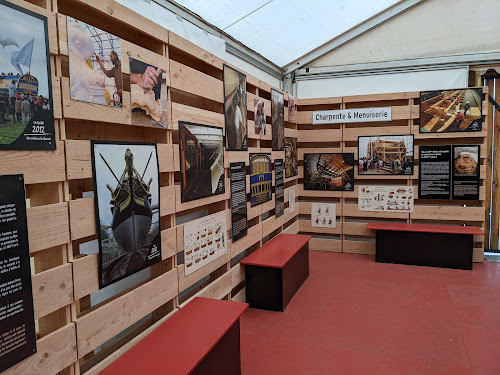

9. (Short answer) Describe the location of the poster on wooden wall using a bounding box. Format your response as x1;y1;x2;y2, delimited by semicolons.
229;162;247;242
358;135;414;175
304;153;354;191
179;122;225;203
271;89;284;151
311;202;336;228
130;57;168;128
288;94;296;123
184;211;227;276
254;98;266;136
284;137;298;178
67;17;123;107
0;0;55;150
452;145;480;200
223;65;247;150
275;159;284;217
0;174;36;372
358;185;414;213
420;88;482;133
250;153;272;207
289;186;296;213
91;141;162;288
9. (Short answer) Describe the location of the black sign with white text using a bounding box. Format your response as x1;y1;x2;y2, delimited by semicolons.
275;159;284;217
0;175;36;372
229;162;248;242
418;145;451;199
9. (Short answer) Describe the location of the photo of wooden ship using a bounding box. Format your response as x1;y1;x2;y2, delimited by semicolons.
358;135;414;175
420;88;482;132
304;153;354;191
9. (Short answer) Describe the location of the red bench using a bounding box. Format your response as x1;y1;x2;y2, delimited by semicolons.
367;222;484;270
241;234;312;311
101;297;248;375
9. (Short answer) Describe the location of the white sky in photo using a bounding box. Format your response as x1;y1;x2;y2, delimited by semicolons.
94;143;159;227
0;3;50;96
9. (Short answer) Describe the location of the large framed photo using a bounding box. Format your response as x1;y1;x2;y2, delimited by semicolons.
304;153;354;191
284;137;298;178
420;88;482;133
0;0;55;150
179;121;225;203
271;89;284;151
223;64;247;150
358;135;414;175
67;17;123;107
91;142;161;288
254;98;266;136
249;153;272;207
130;57;168;128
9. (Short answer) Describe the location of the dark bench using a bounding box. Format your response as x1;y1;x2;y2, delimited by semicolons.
241;234;312;311
100;297;248;375
367;222;484;270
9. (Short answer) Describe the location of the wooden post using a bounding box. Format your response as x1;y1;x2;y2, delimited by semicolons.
484;80;494;249
490;78;500;250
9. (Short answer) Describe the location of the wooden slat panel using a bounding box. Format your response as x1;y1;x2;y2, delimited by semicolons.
171;102;224;130
231;263;245;287
298;129;342;143
174;183;230;212
179;271;232;308
169;31;223;69
72;254;98;300
160;186;176;215
343;240;375;255
299;220;341;235
76;268;178;357
3;324;77;375
343;92;412;103
170;60;223;103
28;203;69;253
33;264;73;320
161;227;177;260
0;141;65;184
231;287;246;303
283;220;299;235
178;250;230;292
69;198;95;240
262;215;284;238
411;206;484;222
309;238;341;252
157;144;175;173
230;224;262;258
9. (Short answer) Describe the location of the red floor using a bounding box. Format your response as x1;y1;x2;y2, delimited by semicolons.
240;251;500;375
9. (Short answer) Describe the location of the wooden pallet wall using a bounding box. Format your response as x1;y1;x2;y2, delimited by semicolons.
296;90;489;262
0;0;298;374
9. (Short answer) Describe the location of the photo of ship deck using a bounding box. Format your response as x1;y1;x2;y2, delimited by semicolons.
304;153;354;191
420;88;482;133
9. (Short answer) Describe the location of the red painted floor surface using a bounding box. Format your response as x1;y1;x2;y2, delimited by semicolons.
240;251;500;375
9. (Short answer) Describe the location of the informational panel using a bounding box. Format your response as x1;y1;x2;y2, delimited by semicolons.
0;1;55;150
184;211;227;276
229;162;247;242
289;186;296;213
0;175;36;372
311;203;336;228
419;145;480;200
358;186;414;213
313;107;391;124
419;145;451;199
274;159;284;218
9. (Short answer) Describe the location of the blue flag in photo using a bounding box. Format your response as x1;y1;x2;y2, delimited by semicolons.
10;39;34;75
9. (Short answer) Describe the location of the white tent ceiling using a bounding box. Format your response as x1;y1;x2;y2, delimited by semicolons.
171;0;401;67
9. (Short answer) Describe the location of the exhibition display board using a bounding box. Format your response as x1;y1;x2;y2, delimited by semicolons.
0;0;490;374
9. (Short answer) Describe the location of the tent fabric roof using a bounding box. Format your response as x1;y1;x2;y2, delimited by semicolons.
172;0;401;67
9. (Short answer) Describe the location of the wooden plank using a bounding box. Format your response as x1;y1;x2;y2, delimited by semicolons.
298;129;342;143
262;215;284;238
171;102;224;130
491;79;500;249
33;264;73;320
309;238;341;253
224;62;259;88
343;92;413;103
161;227;177;260
298;97;342;106
69;198;95;240
283;220;299;235
121;40;170;86
299;220;341;235
179;271;232;308
28;203;69;253
169;31;223;69
157;144;175;173
230;224;262;258
178;250;230;292
231;263;245;287
169;60;223;103
76;268;178;357
0;141;65;184
61;77;132;123
343;126;410;142
3;324;77;375
411;206;484;222
231;287;246;303
72;254;99;300
343;240;375;255
160;186;176;215
174;183;230;212
52;76;62;119
343;203;409;220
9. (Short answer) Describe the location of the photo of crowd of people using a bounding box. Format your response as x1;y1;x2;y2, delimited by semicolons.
358;135;414;175
0;1;54;149
67;17;123;107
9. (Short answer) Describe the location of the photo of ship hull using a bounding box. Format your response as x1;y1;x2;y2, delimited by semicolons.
92;142;161;288
304;153;354;191
358;135;414;175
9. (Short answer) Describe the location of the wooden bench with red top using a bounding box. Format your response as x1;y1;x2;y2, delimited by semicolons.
241;234;312;311
100;297;248;375
366;222;485;270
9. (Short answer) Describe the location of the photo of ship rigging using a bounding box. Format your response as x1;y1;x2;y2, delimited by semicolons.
67;16;123;107
250;153;272;207
179;121;225;202
304;153;354;191
223;64;247;150
92;142;161;288
358;135;414;175
130;57;168;128
284;137;298;178
271;88;284;151
0;0;54;150
420;88;482;133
